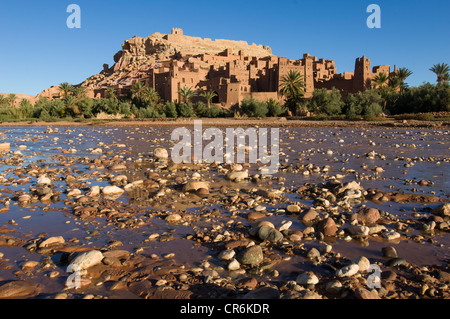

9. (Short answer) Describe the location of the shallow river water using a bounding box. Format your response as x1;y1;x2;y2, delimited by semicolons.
0;125;448;298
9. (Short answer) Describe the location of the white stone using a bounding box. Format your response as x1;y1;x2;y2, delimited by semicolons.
230;164;243;172
124;180;144;191
154;148;169;160
337;181;363;194
278;221;292;232
69;250;104;270
102;186;125;196
111;175;127;183
254;205;266;212
183;181;209;192
343;189;362;199
67;189;82;197
383;231;401;241
352;256;371;272
0;143;10;151
369;225;387;234
303;227;315;236
286;205;301;213
296;272;319;285
219;249;236;261
37;175;51;185
86;186;100;197
228;259;240;271
39;236;65;248
226;170;249;182
336;264;360;277
347;225;370;237
165;214;182;224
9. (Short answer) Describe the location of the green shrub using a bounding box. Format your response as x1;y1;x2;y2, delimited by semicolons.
177;102;196;118
194;102;227;118
39;109;54;121
209;104;227;118
38;100;66;118
267;99;286;117
240;98;268;118
163;102;178;118
194;101;209;117
308;88;344;116
0;96;7;108
388;83;449;114
135;105;164;118
78;98;94;118
118;101;132;117
344;90;383;118
16;100;34;119
92;98;128;115
0;115;19;121
0;105;16;121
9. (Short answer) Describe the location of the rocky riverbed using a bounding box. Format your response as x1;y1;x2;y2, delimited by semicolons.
0;125;448;299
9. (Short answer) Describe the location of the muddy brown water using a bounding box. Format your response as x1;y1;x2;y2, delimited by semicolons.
0;125;448;297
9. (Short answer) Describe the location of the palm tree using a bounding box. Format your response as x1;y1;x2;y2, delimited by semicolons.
395;67;413;92
59;82;74;98
7;94;17;108
279;70;306;113
372;72;388;89
388;76;401;90
372;73;394;112
443;72;450;83
131;82;147;102
64;95;80;116
179;86;197;103
200;90;218;109
429;63;450;84
144;87;160;104
378;77;401;111
279;71;306;99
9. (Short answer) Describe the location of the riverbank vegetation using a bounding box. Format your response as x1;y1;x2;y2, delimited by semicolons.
0;64;448;122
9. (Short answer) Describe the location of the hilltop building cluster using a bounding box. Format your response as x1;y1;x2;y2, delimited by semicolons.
40;28;397;108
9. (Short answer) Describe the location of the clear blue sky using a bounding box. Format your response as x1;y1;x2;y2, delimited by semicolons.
0;0;448;95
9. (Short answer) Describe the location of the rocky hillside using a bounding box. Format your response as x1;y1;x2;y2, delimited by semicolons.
78;29;273;94
0;93;37;106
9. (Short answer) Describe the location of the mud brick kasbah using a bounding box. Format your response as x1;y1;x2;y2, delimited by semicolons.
39;28;398;108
